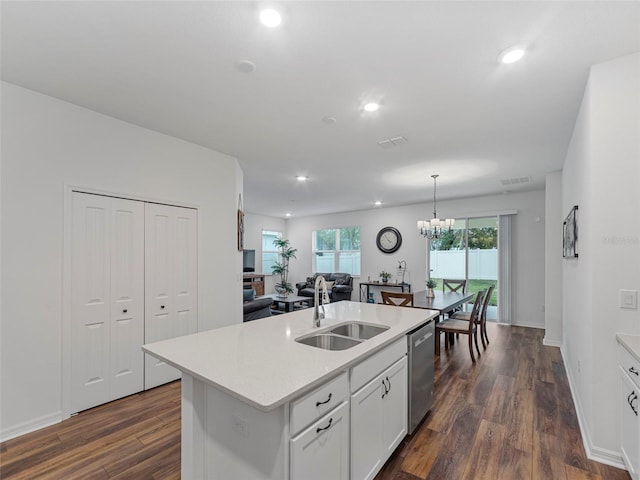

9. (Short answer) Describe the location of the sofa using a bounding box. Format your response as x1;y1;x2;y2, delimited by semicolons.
243;288;273;322
296;273;353;305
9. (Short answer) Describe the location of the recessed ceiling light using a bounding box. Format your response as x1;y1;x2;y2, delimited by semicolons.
374;201;383;206
285;212;292;217
295;175;308;182
260;9;281;27
364;102;380;112
499;47;525;64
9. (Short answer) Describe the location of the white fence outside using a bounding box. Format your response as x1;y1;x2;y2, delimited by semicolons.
430;249;497;280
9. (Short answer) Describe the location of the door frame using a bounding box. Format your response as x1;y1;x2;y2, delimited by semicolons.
62;184;199;419
427;215;500;316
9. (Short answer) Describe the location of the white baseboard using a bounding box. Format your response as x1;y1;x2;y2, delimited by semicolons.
559;346;627;471
543;336;562;347
511;321;545;330
0;411;64;442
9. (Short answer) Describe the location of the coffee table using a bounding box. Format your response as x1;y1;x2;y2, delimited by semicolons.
262;294;311;313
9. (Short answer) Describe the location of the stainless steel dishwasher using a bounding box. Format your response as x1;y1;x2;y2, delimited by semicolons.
407;320;435;434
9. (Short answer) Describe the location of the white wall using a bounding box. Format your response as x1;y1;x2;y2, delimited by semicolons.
544;171;563;346
0;83;243;440
286;189;545;328
243;213;287;293
561;52;640;466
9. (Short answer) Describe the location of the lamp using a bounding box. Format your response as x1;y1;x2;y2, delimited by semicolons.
397;260;407;284
417;174;455;239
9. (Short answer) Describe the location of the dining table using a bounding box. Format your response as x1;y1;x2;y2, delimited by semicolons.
411;290;474;355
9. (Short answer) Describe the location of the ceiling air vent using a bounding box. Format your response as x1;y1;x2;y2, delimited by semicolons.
500;176;532;186
377;136;408;148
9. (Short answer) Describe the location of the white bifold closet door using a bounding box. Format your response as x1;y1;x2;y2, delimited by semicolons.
71;193;144;413
144;203;198;389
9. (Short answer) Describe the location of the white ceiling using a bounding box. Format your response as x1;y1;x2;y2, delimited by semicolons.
2;1;639;217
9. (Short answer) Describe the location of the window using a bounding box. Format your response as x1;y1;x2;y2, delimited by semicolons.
313;227;360;275
261;230;281;273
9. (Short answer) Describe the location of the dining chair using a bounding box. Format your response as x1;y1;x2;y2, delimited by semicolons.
435;290;485;362
442;278;468;322
450;284;494;349
442;279;467;293
381;291;414;307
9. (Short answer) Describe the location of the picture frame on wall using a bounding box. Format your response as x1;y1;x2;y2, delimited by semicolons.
563;205;579;258
237;194;244;251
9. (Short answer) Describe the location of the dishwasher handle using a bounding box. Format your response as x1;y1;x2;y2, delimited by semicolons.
413;331;433;348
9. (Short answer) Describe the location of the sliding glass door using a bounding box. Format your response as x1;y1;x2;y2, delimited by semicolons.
428;216;498;319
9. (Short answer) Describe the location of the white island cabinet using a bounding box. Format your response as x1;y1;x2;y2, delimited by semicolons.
617;334;640;480
290;373;350;480
143;301;438;480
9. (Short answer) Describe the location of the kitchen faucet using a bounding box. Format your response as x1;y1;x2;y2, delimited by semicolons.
313;275;329;327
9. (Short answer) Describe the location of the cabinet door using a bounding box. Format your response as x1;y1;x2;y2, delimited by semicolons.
381;357;408;457
109;198;145;400
144;203;198;389
351;357;408;480
291;401;349;480
351;372;385;480
71;193;144;413
620;368;639;479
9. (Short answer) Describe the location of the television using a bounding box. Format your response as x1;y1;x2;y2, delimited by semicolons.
243;249;255;272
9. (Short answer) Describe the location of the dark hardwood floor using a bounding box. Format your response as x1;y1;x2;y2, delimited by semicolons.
375;324;630;480
0;323;630;479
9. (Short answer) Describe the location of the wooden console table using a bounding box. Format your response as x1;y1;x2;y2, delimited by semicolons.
243;273;266;296
359;281;411;302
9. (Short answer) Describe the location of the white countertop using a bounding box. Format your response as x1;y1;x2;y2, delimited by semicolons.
617;333;640;362
143;301;438;411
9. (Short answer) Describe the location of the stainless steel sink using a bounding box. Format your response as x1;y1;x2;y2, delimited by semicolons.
296;322;390;351
296;333;362;351
329;322;390;340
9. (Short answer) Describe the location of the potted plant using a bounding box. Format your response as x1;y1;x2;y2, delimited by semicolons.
379;270;392;283
271;238;297;297
426;278;437;298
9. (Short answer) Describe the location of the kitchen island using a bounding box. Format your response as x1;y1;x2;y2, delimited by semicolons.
143;301;438;480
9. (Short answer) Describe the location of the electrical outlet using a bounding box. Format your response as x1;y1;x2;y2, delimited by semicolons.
620;290;638;310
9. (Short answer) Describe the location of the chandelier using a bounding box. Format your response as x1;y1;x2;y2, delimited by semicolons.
417;174;455;239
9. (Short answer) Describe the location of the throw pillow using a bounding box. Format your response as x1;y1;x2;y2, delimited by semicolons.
306;276;315;287
243;288;255;302
325;281;335;290
335;278;346;286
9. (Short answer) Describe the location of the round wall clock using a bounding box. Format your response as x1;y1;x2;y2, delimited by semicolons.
376;226;402;254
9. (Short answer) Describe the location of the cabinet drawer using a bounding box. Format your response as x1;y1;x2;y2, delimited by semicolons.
290;401;349;480
619;343;640;389
290;372;348;435
350;338;407;393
